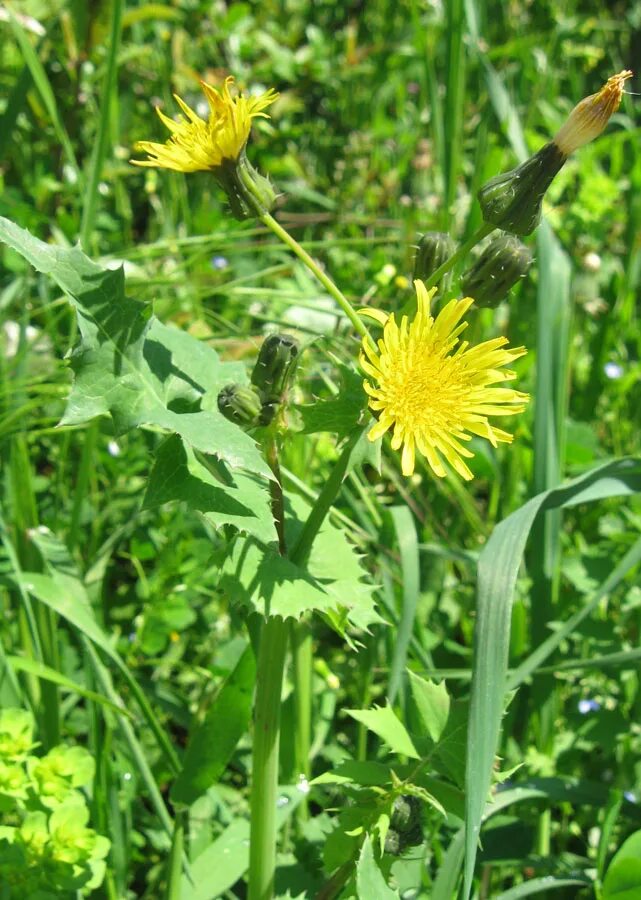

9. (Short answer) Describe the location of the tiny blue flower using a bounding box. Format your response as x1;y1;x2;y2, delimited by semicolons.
211;255;229;270
604;362;624;380
578;699;600;714
624;791;637;803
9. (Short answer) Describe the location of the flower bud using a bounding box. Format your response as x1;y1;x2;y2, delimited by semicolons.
413;232;456;284
477;70;632;236
217;383;262;427
477;142;565;236
216;153;278;220
251;334;299;403
461;233;532;307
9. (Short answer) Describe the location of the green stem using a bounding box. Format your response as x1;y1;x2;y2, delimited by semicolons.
237;165;369;339
249;434;289;900
248;615;289;900
291;620;312;821
423;222;495;290
261;210;368;338
290;428;363;567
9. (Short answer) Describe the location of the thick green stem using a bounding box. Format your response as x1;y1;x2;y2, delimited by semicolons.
423;222;495;290
248;615;289;900
291;621;312;821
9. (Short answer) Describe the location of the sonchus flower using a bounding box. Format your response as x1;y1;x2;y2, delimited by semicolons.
359;281;529;479
131;77;279;218
478;70;632;236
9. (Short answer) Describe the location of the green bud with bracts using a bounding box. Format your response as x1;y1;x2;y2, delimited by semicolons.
477;142;565;237
251;334;299;405
461;232;532;307
477;70;632;236
216;152;278;221
217;383;263;427
413;231;457;285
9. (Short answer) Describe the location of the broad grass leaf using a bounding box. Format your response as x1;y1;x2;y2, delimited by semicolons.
345;704;419;759
408;671;450;743
356;835;400;900
171;644;255;805
603;830;641;900
144;435;277;544
465;458;641;899
0;216;270;478
7;656;129;718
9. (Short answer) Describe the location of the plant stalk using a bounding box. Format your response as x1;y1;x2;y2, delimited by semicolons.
423;222;495;290
237;165;369;339
248;615;289;900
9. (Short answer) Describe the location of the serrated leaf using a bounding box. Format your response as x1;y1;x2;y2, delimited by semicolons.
0;216;270;478
408;671;450;742
220;495;380;628
345;704;419;759
298;361;366;439
356;835;400;900
144;435;277;544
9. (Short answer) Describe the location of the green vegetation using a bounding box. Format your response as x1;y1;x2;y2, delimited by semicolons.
0;2;640;898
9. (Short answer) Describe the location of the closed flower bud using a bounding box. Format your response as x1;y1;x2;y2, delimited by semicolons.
413;231;456;284
390;796;415;832
477;142;565;236
216;153;278;220
478;70;632;236
461;233;532;307
217;383;262;426
251;334;299;403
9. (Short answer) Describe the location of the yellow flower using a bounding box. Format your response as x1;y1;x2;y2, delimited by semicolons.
359;281;529;479
554;70;632;156
131;76;278;173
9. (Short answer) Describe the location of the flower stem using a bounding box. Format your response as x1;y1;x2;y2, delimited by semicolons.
290;428;363;566
423;222;495;289
248;614;289;900
261;210;369;338
237;164;368;339
249;434;288;900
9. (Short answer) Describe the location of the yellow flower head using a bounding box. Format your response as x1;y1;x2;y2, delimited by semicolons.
554;70;633;156
359;280;529;480
131;76;278;172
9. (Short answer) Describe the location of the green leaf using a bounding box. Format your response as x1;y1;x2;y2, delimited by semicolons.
388;507;420;704
6;656;129;718
171;645;255;805
356;835;400;899
180;788;302;900
311;760;393;787
0;216;270;478
464;458;641;900
345;704;419;759
408;671;450;743
220;496;380;627
603;830;641;899
298;361;366;439
144;435;277;543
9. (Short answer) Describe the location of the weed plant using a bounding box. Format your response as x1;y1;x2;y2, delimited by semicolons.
0;2;640;899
